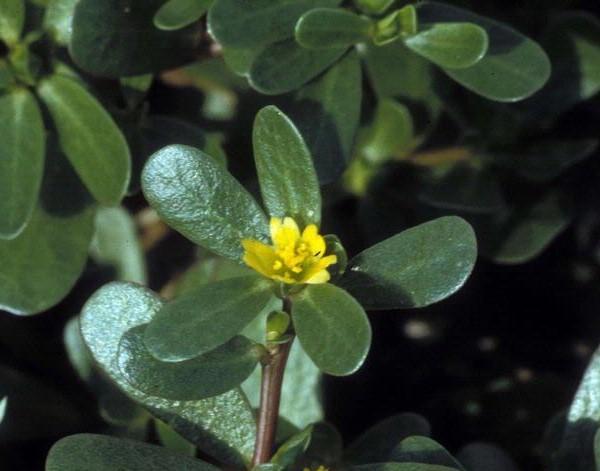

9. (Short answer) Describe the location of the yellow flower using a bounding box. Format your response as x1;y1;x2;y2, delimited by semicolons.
242;217;337;284
304;466;329;471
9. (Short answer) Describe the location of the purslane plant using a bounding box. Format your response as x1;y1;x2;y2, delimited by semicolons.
68;105;477;467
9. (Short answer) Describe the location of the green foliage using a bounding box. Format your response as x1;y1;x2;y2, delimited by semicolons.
295;8;373;49
0;0;24;44
46;434;219;470
292;283;371;376
340;217;477;310
253;105;321;226
154;0;212;31
0;88;44;238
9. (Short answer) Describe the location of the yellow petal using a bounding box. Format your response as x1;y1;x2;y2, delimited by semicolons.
304;269;331;284
242;239;278;278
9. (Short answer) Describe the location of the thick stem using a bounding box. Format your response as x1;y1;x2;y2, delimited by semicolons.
252;318;293;466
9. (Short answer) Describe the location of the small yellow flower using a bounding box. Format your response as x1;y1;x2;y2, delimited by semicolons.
242;217;337;284
304;466;329;471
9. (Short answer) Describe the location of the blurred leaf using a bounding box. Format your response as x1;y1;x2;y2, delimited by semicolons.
155;0;212;31
482;192;570;265
118;327;260;400
144;276;278;361
63;316;94;383
405;22;488;70
46;434;219;471
357;99;415;165
142;144;268;261
456;443;519;471
352;463;459;471
340;216;477;310
501;139;598;182
44;0;77;45
344;413;431;464
419;164;506;214
392;436;465;470
300;422;343;465
292;283;371;376
208;0;340;50
90;207;147;284
249;39;346;95
155;419;195;456
121;74;153;109
289;50;362;183
0;151;95;315
81;282;257;466
272;425;313;468
38;74;131;205
0;0;24;43
354;0;394;15
70;0;200;77
416;2;550;102
253;105;321;226
373;6;417;46
295;8;372;49
0;397;6;424
0;88;45;239
0;365;85;441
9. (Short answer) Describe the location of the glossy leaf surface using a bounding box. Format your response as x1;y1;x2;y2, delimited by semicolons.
292;283;371;376
142;145;268;261
0;88;45;239
253;105;321;226
340;216;477;310
295;8;372;49
155;0;212;30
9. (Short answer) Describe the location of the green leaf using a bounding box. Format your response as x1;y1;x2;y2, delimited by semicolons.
81;282;257;466
0;397;6;424
482;192;570;265
292;283;371;376
118;327;260;400
456;443;518;471
405;22;488;70
89;207;147;284
155;419;195;456
0;0;24;44
142;145;268;260
352;464;459;471
357;98;415;165
44;0;78;46
344;413;431;464
295;8;372;49
249;39;347;95
155;0;212;31
416;1;550;102
272;425;313;468
0;150;95;315
340;216;477;310
208;0;340;50
300;422;343;465
70;0;200;77
0;88;45;239
373;5;417;46
392;436;465;470
289;49;362;183
46;434;219;471
354;0;394;15
37;74;131;205
253;105;321;226
144;276;278;361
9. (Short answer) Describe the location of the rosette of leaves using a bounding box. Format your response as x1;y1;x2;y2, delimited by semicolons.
346;9;600;266
0;0;132;315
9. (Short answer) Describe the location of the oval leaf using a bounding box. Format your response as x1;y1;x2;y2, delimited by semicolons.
46;434;219;471
155;0;211;31
339;216;477;310
70;0;200;77
37;74;131;205
142;144;268;261
0;88;45;239
253;105;321;226
0;151;95;315
119;327;260;400
295;8;372;50
392;436;465;470
416;1;550;101
80;282;257;466
144;276;278;361
0;0;24;43
292;283;371;376
249;39;347;95
288;49;362;183
405;22;489;70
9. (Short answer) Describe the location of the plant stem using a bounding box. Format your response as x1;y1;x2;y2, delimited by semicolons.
252;327;293;466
